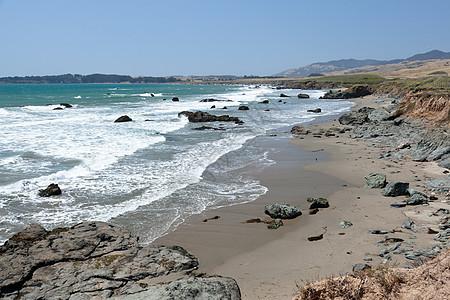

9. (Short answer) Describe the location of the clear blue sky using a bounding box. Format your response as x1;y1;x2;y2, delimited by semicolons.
0;0;449;77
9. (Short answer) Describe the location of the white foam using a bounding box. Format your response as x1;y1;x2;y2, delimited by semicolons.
74;95;82;99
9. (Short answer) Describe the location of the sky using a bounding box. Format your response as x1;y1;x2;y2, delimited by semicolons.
0;0;449;77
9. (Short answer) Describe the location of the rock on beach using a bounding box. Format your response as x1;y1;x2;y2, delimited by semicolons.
264;203;302;219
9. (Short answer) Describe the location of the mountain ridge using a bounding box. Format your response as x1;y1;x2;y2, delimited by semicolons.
276;50;450;77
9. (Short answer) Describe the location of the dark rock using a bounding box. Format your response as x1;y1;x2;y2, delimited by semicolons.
382;181;409;197
291;125;310;135
200;99;232;102
114;115;133;123
192;126;225;131
260;100;269;104
307;233;323;241
352;264;371;273
307;197;329;209
309;208;319;215
38;183;62;197
210;105;216;109
238;106;249;111
390;202;407;208
368;229;388;234
338;112;369;125
364;173;387;188
267;219;283;229
357;107;375;114
53;107;64;110
222;106;228;109
321;85;372;99
307;108;322;113
264;203;302;219
59;103;73;108
172;97;180;101
280;93;289;97
297;93;310;99
178;111;242;124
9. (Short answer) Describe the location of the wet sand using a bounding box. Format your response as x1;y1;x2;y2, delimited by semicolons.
153;95;448;299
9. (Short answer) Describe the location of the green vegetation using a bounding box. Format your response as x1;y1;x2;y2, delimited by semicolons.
0;73;180;84
428;71;448;76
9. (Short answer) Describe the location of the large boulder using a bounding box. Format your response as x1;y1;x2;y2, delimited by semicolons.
338;112;369;125
179;111;243;124
382;181;410;197
0;222;239;299
38;183;62;197
264;203;302;219
364;173;387;188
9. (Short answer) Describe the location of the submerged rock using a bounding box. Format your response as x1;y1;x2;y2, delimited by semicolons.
307;108;322;113
264;203;302;219
114;115;133;123
38;183;62;197
60;103;73;108
238;106;249;110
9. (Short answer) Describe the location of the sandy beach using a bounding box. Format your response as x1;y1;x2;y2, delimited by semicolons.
153;94;449;299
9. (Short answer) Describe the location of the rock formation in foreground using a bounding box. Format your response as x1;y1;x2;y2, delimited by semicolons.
0;222;241;300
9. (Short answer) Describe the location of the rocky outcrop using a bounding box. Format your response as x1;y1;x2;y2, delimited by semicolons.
38;183;62;197
0;222;241;299
364;173;387;188
338;112;369;125
396;91;450;125
264;203;302;219
114;276;241;300
178;111;243;124
382;181;410;197
192;126;225;131
280;93;290;97
238;106;249;110
297;93;310;99
60;103;73;108
114;115;133;123
172;97;180;101
320;85;372;99
307;108;322;113
290;125;311;135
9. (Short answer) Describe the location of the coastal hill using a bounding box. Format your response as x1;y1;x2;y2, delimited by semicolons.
275;50;450;78
0;73;180;84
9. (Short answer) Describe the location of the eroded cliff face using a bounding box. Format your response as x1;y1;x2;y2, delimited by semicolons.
397;91;450;126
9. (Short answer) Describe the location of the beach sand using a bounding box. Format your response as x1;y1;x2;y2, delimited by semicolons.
153;95;448;299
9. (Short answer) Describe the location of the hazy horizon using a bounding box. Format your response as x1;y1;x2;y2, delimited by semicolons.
1;0;449;77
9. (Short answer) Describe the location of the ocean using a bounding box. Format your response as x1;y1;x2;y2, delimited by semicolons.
0;83;353;244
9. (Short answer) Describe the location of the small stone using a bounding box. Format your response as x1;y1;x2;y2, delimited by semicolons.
352;263;371;273
390;202;406;208
368;229;388;234
340;221;353;229
267;219;283;229
363;257;373;262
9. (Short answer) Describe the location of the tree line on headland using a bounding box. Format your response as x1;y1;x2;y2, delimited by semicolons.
0;73;180;84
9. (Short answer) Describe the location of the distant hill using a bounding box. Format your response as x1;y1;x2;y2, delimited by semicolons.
0;73;180;84
275;50;450;78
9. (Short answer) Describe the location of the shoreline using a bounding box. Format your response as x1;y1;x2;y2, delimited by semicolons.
153;94;449;299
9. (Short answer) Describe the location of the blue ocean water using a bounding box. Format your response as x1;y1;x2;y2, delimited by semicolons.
0;83;353;243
